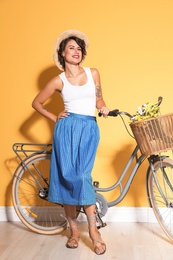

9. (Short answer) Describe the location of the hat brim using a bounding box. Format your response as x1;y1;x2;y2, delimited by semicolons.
53;29;89;70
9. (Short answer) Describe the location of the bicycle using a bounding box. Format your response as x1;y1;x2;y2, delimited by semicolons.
12;97;173;243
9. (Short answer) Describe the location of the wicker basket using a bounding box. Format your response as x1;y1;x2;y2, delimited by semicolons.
130;113;173;156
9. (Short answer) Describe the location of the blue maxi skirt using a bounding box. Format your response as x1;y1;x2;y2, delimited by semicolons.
48;113;100;206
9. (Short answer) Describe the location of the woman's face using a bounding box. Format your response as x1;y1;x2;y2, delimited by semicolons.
62;39;83;67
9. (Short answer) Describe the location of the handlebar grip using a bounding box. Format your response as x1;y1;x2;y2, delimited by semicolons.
108;110;119;117
98;109;119;117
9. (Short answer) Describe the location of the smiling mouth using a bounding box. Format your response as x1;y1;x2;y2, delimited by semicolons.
72;55;80;59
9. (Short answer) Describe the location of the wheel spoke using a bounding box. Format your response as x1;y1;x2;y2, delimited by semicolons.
12;154;67;234
148;158;173;242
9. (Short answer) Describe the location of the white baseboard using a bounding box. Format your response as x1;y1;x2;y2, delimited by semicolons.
0;206;20;221
0;206;157;223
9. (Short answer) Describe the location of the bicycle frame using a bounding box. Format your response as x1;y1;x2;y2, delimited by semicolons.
12;142;147;208
12;142;168;210
94;145;146;207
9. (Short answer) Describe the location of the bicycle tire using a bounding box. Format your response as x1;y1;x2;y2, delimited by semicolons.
12;153;68;235
147;157;173;242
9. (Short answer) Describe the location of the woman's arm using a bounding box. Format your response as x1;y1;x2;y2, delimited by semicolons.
32;76;67;122
91;68;110;116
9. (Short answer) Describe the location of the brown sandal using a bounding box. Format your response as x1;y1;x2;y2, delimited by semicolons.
90;233;106;255
66;217;80;249
87;213;106;255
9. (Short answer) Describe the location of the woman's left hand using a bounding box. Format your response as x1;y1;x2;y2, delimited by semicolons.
99;106;110;117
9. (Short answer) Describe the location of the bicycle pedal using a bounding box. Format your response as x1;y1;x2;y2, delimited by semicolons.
97;223;107;229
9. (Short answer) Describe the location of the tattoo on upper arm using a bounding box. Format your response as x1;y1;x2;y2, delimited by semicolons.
96;86;102;98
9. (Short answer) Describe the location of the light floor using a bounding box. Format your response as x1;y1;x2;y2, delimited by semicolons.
0;221;173;260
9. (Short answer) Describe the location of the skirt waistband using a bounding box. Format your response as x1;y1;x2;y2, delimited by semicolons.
69;113;96;121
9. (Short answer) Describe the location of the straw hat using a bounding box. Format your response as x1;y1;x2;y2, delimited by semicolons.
53;29;89;70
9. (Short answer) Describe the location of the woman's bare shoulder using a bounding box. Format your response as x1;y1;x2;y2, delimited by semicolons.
90;68;99;74
46;75;63;92
90;68;100;82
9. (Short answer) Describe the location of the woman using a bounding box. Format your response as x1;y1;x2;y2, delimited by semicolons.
32;30;109;255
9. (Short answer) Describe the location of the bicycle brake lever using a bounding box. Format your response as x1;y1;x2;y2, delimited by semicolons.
158;96;163;106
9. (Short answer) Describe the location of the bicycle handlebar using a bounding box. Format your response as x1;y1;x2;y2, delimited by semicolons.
98;96;163;119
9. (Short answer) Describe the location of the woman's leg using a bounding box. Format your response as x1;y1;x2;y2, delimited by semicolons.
64;204;79;248
84;204;106;255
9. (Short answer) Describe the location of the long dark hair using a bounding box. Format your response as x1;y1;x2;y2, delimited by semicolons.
58;36;87;69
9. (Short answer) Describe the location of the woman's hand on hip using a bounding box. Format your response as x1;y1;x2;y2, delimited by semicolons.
56;110;69;122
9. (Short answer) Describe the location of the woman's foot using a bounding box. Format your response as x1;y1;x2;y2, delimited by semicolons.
66;236;79;249
66;217;80;249
89;229;106;255
87;213;106;255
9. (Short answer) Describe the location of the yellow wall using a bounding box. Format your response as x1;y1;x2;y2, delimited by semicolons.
1;0;173;207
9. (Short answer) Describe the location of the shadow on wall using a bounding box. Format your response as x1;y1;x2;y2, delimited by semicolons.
19;66;64;143
4;66;64;215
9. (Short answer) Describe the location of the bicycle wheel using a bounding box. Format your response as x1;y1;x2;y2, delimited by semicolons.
147;157;173;242
12;153;67;235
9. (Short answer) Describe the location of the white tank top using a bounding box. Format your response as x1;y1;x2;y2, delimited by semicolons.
59;67;96;116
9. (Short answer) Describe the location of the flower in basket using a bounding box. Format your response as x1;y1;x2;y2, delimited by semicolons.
130;102;160;122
